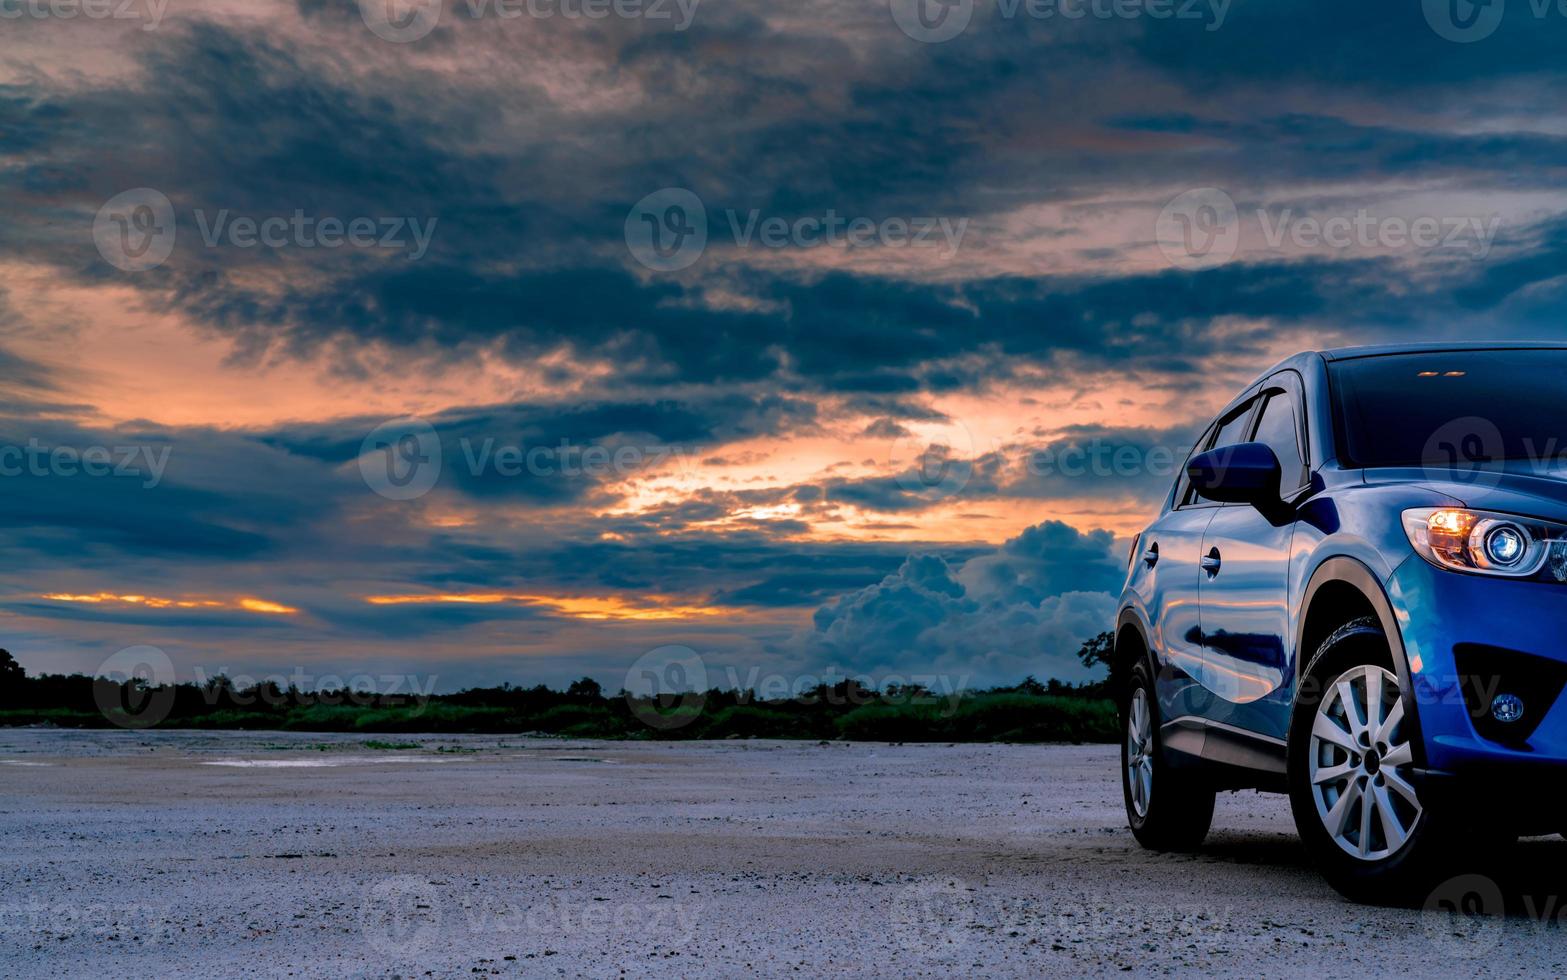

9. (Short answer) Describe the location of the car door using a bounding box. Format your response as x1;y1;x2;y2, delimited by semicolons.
1137;414;1236;743
1196;372;1310;743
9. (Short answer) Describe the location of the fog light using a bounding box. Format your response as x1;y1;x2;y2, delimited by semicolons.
1491;693;1526;724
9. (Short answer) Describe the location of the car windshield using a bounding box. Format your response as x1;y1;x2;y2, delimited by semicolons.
1329;349;1567;469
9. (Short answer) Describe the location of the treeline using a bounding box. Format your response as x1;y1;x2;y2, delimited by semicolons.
0;636;1118;744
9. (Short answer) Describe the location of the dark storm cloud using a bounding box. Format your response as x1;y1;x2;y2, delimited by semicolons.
818;422;1204;516
267;391;819;503
8;7;1567;398
0;417;294;560
1133;0;1567;91
499;533;937;608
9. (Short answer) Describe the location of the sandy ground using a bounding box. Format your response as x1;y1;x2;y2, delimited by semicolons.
0;730;1563;978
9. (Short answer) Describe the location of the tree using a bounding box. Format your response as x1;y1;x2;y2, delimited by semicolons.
1014;675;1047;696
0;649;23;685
1075;631;1116;671
566;676;603;699
0;649;24;707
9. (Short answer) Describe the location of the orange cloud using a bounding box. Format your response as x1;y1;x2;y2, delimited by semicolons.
41;592;298;614
363;592;721;621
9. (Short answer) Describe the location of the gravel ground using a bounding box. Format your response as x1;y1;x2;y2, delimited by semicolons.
0;729;1562;978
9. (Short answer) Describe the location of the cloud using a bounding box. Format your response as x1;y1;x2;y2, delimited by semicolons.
791;521;1123;686
9;0;1567;689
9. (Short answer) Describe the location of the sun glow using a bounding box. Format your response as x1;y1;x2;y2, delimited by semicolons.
40;593;299;614
363;592;721;621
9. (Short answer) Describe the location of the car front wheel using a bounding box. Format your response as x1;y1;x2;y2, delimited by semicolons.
1288;617;1495;904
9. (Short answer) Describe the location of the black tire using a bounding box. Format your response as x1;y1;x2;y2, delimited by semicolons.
1122;659;1215;851
1287;617;1500;905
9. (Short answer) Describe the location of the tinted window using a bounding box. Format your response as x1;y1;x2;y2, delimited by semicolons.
1170;423;1215;508
1253;390;1303;477
1329;351;1567;468
1172;402;1254;509
1210;398;1257;451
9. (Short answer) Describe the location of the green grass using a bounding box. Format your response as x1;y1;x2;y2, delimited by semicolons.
0;691;1117;743
0;707;104;726
835;693;1117;744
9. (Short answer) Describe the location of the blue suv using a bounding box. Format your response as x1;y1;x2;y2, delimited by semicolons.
1116;344;1567;902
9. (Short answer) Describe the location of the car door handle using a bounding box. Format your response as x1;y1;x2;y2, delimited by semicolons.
1142;543;1159;567
1201;548;1222;575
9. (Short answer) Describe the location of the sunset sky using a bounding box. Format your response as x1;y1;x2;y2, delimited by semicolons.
5;0;1567;691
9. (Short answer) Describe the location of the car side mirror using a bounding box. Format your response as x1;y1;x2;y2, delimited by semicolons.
1188;441;1281;505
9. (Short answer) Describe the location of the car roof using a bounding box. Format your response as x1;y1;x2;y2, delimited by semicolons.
1317;341;1567;361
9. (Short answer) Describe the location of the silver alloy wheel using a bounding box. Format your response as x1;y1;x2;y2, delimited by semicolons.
1309;664;1423;861
1127;687;1154;819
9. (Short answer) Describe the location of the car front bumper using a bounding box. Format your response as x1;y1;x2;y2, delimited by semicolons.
1387;554;1567;806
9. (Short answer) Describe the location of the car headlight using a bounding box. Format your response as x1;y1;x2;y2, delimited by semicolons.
1402;507;1567;581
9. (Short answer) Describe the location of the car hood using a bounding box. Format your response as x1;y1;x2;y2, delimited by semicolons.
1374;463;1567;524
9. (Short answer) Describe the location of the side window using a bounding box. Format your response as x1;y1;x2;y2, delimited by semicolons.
1209;398;1257;452
1170;423;1214;509
1172;397;1256;509
1252;389;1305;486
